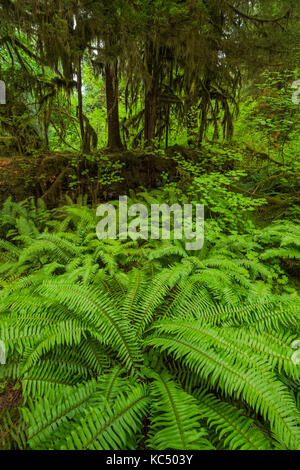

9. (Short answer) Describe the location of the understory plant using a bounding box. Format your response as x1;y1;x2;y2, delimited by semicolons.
0;197;299;450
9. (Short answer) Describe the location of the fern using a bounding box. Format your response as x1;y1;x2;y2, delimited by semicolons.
0;199;299;450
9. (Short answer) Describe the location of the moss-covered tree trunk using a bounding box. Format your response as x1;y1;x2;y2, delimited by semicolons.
144;40;160;147
77;56;89;153
105;61;123;150
186;103;199;145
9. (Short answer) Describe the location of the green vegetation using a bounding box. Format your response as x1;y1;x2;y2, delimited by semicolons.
0;0;299;451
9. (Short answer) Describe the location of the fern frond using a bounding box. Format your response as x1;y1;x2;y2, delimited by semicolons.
148;373;214;450
195;391;274;450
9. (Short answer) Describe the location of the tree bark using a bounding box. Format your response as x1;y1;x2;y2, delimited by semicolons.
186;103;198;144
144;41;160;147
105;60;123;150
76;56;86;150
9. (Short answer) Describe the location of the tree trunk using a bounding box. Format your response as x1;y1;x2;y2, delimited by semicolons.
145;87;158;147
105;61;123;150
77;56;86;151
186;103;198;145
144;41;160;147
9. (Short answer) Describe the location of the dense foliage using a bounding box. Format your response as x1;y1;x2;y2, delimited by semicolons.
0;195;299;450
0;0;299;452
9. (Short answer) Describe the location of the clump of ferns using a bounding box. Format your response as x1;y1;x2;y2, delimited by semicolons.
0;198;146;282
0;234;291;312
256;222;300;261
0;267;299;450
255;222;300;286
0;196;298;291
0;197;50;238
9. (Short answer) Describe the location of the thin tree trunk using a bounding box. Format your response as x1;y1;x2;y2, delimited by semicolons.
77;56;86;151
145;87;158;146
105;61;123;150
165;59;173;149
144;41;160;147
186;103;198;144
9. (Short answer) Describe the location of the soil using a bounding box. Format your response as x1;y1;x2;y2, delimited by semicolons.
0;381;22;447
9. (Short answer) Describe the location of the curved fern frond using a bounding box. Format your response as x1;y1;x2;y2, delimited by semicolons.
148;373;214;450
195;391;274;450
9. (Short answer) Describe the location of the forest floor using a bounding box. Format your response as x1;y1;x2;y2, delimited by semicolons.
0;381;22;447
0;146;191;205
